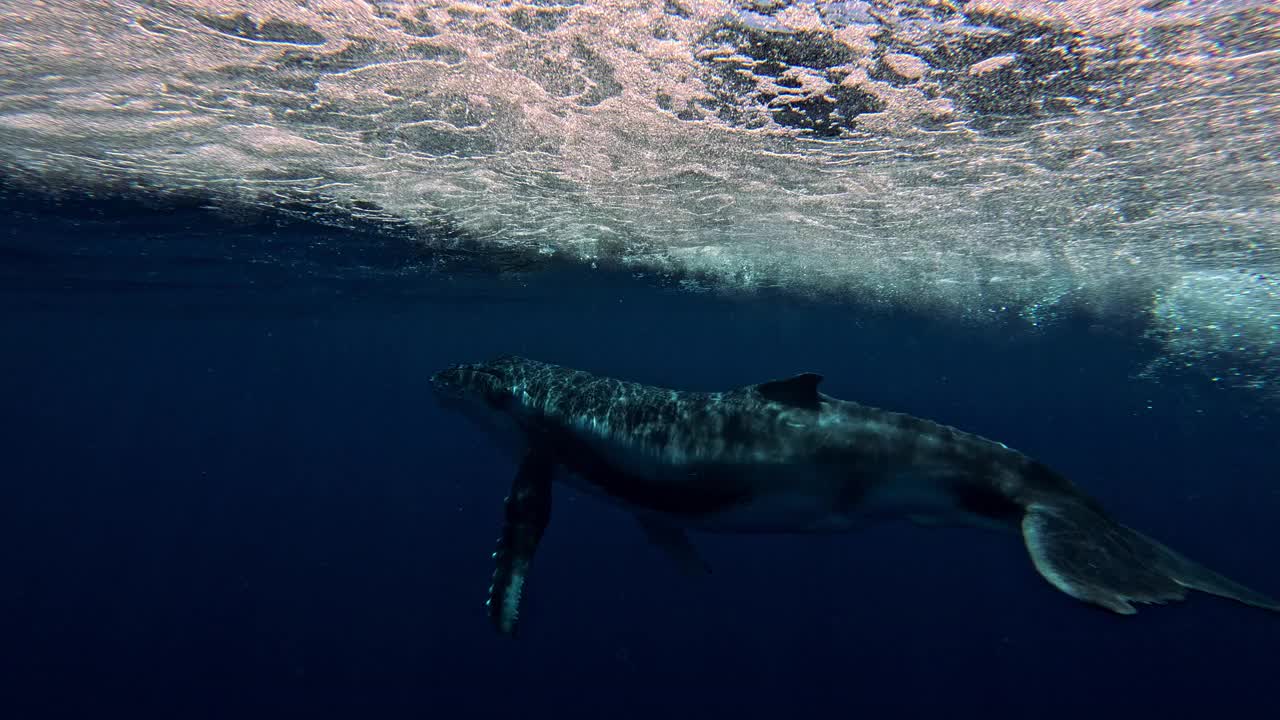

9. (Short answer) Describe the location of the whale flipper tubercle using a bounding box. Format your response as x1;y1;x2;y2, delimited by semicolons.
487;451;554;637
1022;501;1280;615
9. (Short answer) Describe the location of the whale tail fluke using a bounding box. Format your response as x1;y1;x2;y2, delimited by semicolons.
1021;500;1280;615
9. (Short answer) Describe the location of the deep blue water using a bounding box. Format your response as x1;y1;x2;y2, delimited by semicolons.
2;194;1278;719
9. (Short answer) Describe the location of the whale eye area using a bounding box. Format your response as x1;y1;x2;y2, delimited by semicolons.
483;386;513;410
465;368;513;410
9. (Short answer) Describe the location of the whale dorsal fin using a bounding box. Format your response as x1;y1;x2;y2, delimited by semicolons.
756;373;823;410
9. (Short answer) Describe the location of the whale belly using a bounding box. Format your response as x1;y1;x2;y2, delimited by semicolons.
675;464;862;533
858;471;1017;532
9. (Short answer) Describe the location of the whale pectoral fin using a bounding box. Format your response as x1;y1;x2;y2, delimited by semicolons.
488;450;554;637
1021;501;1280;615
636;515;711;576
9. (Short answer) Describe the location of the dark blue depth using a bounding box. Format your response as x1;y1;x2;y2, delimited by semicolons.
2;196;1278;719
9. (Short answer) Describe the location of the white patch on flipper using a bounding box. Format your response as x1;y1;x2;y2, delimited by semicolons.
501;569;525;631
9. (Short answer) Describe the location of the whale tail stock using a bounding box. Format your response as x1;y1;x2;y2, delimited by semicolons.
1021;498;1280;615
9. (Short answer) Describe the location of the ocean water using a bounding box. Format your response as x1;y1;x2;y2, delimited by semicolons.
4;186;1279;720
2;1;1279;719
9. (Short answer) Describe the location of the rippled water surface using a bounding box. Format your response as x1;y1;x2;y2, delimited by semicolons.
2;0;1277;395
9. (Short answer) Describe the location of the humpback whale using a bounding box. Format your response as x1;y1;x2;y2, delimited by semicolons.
431;355;1280;635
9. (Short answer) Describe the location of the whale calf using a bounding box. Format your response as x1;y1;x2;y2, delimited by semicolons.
431;355;1280;635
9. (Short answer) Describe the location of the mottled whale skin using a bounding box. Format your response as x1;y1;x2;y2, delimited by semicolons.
431;355;1280;635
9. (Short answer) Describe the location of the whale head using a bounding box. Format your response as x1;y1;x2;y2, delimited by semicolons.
432;362;511;406
431;357;534;454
